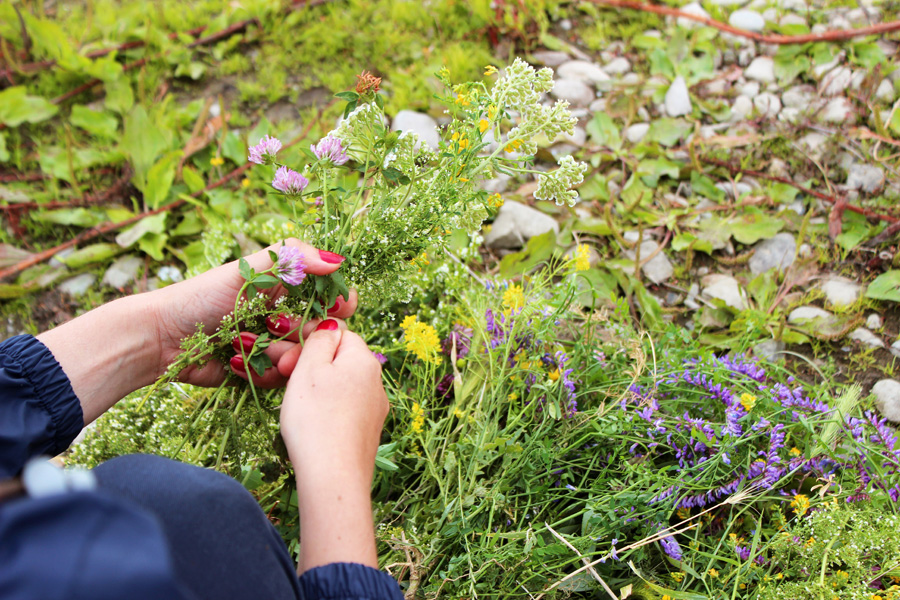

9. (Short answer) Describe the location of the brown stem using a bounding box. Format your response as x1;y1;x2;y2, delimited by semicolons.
0;168;132;212
583;0;900;44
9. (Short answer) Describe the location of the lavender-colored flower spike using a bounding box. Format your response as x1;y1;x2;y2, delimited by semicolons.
658;533;683;561
274;246;306;286
311;135;349;166
272;166;309;195
248;135;282;165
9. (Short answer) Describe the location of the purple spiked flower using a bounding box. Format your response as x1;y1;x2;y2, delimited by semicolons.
248;135;282;165
372;352;387;365
658;532;683;560
311;135;349;165
272;167;309;195
274;246;306;286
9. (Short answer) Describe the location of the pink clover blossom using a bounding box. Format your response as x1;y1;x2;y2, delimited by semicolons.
248;135;282;165
311;135;349;166
274;246;306;286
272;167;309;195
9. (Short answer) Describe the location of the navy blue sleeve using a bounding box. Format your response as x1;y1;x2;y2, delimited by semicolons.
298;563;404;600
0;335;84;478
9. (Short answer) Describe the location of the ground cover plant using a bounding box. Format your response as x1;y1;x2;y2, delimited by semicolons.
3;0;900;598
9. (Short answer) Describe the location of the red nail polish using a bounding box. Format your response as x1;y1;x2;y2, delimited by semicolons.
232;332;256;354
315;319;339;331
230;355;246;373
266;314;291;336
326;297;343;315
319;250;345;264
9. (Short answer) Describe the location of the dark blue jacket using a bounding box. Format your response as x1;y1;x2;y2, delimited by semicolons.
0;335;403;600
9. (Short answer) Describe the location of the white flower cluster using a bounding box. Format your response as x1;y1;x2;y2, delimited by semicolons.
534;155;588;207
507;100;577;154
491;58;554;111
383;130;435;176
331;102;382;152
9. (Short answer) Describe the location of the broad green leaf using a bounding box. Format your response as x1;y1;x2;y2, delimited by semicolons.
142;150;181;209
620;174;651;207
0;87;58;127
835;211;872;251
645;118;691;147
33;207;106;228
222;130;247;166
637;157;681;187
727;209;783;245
0;132;8;163
121;105;171;181
182;166;206;194
70;105;118;139
83;54;123;82
672;232;712;254
116;213;167;248
695;215;732;250
851;42;886;69
691;170;725;201
576;174;609;202
138;232;168;261
774;44;810;83
768;182;799;204
586;113;621;150
105;79;134;114
498;230;558;279
174;61;206;80
648;48;675;79
573;218;612;236
866;270;900;303
60;243;123;268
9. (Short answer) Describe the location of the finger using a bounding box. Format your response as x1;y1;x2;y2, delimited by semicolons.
244;239;346;278
266;313;305;343
333;330;376;363
325;289;359;319
229;354;288;388
277;319;349;376
292;319;343;371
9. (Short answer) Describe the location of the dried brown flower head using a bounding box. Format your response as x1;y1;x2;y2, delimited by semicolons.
355;70;382;96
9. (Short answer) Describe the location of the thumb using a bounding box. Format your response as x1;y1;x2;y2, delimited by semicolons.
295;320;343;371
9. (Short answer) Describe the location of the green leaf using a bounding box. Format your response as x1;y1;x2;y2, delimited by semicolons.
498;230;558;279
33;207;106;228
70;105;118;139
768;181;799;204
141;151;180;209
645;118;691;147
727;209;783;245
637;157;681;187
851;42;886;69
239;257;253;281
138;232;168;261
774;44;810;83
116;213;167;248
59;243;123;268
248;351;273;377
672;232;713;254
181;166;205;194
335;91;360;101
866;270;900;303
121;105;171;182
0;87;58;127
835;211;872;251
223;131;247;166
105;78;134;114
174;61;206;80
690;170;725;201
0;132;8;163
586;113;621;150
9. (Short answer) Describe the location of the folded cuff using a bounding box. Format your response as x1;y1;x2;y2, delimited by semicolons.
297;562;404;600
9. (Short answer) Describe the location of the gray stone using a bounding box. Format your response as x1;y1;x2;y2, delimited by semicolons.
780;14;808;27
551;78;595;107
482;174;511;194
531;50;570;67
604;57;631;75
753;92;782;117
49;248;75;269
677;2;711;28
848;327;885;348
744;57;775;83
665;76;692;117
624;241;674;284
557;60;611;87
788;306;834;324
625;123;650;143
749;233;796;274
876;79;896;102
778;107;802;124
731;95;754;121
391;110;440;150
782;85;814;108
59;273;96;297
101;255;143;289
738;80;760;98
819;276;862;307
799;132;828;159
729;9;765;31
701;274;746;310
892;339;900;359
867;313;884;329
873;379;900;422
821;97;852;123
754;339;785;362
846;164;885;194
820;67;853;97
484;201;559;249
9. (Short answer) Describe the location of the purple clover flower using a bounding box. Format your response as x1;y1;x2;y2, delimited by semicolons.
442;324;473;359
311;135;349;165
658;532;683;560
248;135;282;165
274;246;306;286
372;352;387;365
272;166;309;195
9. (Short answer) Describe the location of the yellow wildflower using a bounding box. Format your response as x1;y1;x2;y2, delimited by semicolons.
504;138;523;153
488;104;498;119
790;447;801;456
455;93;470;107
676;508;690;520
400;316;441;363
241;177;251;188
574;244;590;272
487;193;504;209
662;596;672;600
804;536;815;548
437;66;450;81
285;222;296;231
502;284;524;313
410;402;425;434
451;131;469;150
708;569;719;579
790;494;810;517
453;407;465;419
508;392;518;401
740;393;757;411
548;369;560;382
479;118;490;133
484;64;498;75
210;156;225;166
671;572;685;582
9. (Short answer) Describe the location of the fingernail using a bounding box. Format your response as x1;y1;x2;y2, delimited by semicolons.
315;319;339;331
232;332;256;354
266;314;291;336
230;355;246;374
326;297;343;315
319;250;345;264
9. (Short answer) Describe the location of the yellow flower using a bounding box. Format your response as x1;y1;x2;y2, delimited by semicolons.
502;284;524;312
708;569;719;579
437;66;450;80
790;494;810;517
574;244;590;272
210;156;225;166
453;407;465;419
790;447;801;456
487;193;504;209
671;572;685;582
488;104;498;119
548;369;560;382
484;64;498;75
662;596;672;600
400;316;441;363
241;177;251;188
508;392;518;401
804;536;815;548
455;93;470;107
479;118;490;133
504;138;523;153
410;402;425;434
740;393;757;411
451;131;469;150
676;508;690;520
285;222;296;231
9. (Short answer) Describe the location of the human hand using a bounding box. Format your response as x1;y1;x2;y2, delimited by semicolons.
279;321;388;572
149;239;358;388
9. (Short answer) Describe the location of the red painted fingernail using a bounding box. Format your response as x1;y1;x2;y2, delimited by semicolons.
327;297;343;315
315;319;339;331
232;332;256;353
319;250;345;264
266;314;291;336
230;355;246;374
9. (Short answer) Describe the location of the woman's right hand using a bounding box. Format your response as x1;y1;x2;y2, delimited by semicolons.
279;320;389;572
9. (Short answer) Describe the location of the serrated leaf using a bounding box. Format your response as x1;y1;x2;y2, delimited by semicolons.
866;270;900;303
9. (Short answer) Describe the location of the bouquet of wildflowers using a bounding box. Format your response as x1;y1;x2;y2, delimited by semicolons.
157;59;587;468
